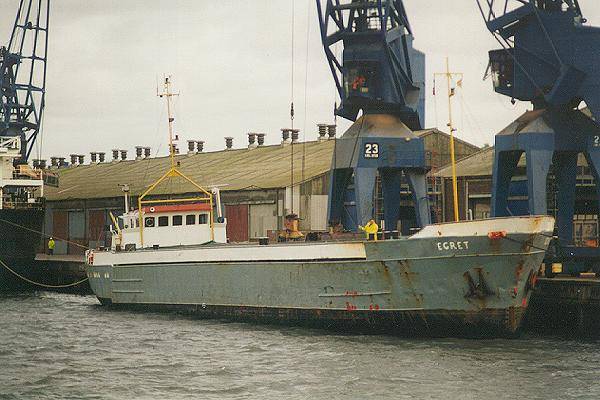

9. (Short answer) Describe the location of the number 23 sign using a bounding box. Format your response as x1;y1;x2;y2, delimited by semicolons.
364;143;379;158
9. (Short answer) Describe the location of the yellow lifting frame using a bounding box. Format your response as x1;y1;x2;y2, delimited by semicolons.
137;165;214;248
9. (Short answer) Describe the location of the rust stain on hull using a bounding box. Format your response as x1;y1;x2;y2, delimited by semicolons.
101;301;527;338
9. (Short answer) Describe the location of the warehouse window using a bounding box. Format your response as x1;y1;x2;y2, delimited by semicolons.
198;214;208;224
186;214;196;225
173;215;183;226
158;216;169;227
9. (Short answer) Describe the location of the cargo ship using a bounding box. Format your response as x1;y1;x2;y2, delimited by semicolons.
1;0;52;291
85;77;555;337
86;200;553;337
0;137;46;291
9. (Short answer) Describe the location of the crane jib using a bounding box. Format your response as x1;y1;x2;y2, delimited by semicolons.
0;0;49;163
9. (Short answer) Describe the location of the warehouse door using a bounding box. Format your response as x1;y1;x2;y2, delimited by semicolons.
249;204;277;239
225;204;249;242
310;195;328;231
52;211;68;255
88;210;107;250
68;211;86;255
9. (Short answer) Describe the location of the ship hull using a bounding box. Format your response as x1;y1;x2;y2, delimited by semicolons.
87;216;554;337
0;208;45;290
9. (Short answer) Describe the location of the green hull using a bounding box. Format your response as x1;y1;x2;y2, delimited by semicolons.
87;217;553;337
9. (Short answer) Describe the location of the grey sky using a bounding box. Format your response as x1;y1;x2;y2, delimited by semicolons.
2;1;600;160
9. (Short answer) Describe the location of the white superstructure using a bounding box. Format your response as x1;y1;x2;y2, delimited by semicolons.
111;203;227;250
0;136;43;210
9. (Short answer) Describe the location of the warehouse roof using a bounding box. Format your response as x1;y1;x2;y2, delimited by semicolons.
417;128;480;151
45;140;336;201
435;146;494;178
45;128;478;201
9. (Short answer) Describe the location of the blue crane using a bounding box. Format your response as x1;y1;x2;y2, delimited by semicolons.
0;0;49;163
317;0;431;233
478;0;600;272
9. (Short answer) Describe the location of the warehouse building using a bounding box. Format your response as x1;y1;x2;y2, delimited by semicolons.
44;128;480;255
436;146;600;246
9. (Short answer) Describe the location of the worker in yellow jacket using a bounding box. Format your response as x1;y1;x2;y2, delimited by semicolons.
47;237;55;255
359;219;379;241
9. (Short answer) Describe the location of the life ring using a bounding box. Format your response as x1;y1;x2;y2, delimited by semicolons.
149;207;155;213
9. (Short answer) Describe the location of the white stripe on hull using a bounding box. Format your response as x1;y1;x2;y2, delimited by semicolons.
89;216;555;267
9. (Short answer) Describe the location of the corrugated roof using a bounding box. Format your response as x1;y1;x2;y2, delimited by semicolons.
45;140;336;201
45;128;477;201
417;128;480;152
435;146;495;178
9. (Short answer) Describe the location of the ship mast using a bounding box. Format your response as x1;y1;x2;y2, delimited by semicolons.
137;76;215;248
160;76;178;169
435;58;463;222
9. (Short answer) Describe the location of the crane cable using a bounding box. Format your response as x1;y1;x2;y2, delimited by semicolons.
301;0;311;196
290;0;295;214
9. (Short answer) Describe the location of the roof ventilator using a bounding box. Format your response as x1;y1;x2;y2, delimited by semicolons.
327;124;336;139
187;140;196;155
317;123;328;141
247;133;257;149
257;133;265;147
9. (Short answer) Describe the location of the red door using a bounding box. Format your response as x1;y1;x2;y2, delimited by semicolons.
88;210;107;248
225;204;248;242
52;211;68;255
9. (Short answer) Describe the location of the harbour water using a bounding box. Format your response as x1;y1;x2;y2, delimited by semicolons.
1;292;600;400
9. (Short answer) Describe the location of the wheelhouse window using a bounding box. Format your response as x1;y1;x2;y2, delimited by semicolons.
198;214;208;224
158;216;169;227
144;217;155;228
186;214;196;225
173;215;183;226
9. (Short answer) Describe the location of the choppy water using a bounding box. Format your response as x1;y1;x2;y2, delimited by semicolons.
1;292;600;400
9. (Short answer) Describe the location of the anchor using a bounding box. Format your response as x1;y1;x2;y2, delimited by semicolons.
463;268;494;299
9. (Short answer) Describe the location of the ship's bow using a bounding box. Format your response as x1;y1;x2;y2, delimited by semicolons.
398;215;555;336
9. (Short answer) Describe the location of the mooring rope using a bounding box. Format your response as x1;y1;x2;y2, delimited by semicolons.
0;217;90;288
0;217;89;250
0;257;88;289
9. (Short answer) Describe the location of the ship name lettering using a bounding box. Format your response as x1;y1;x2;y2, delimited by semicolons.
436;241;469;251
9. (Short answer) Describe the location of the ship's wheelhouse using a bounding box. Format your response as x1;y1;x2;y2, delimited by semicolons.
113;203;227;250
